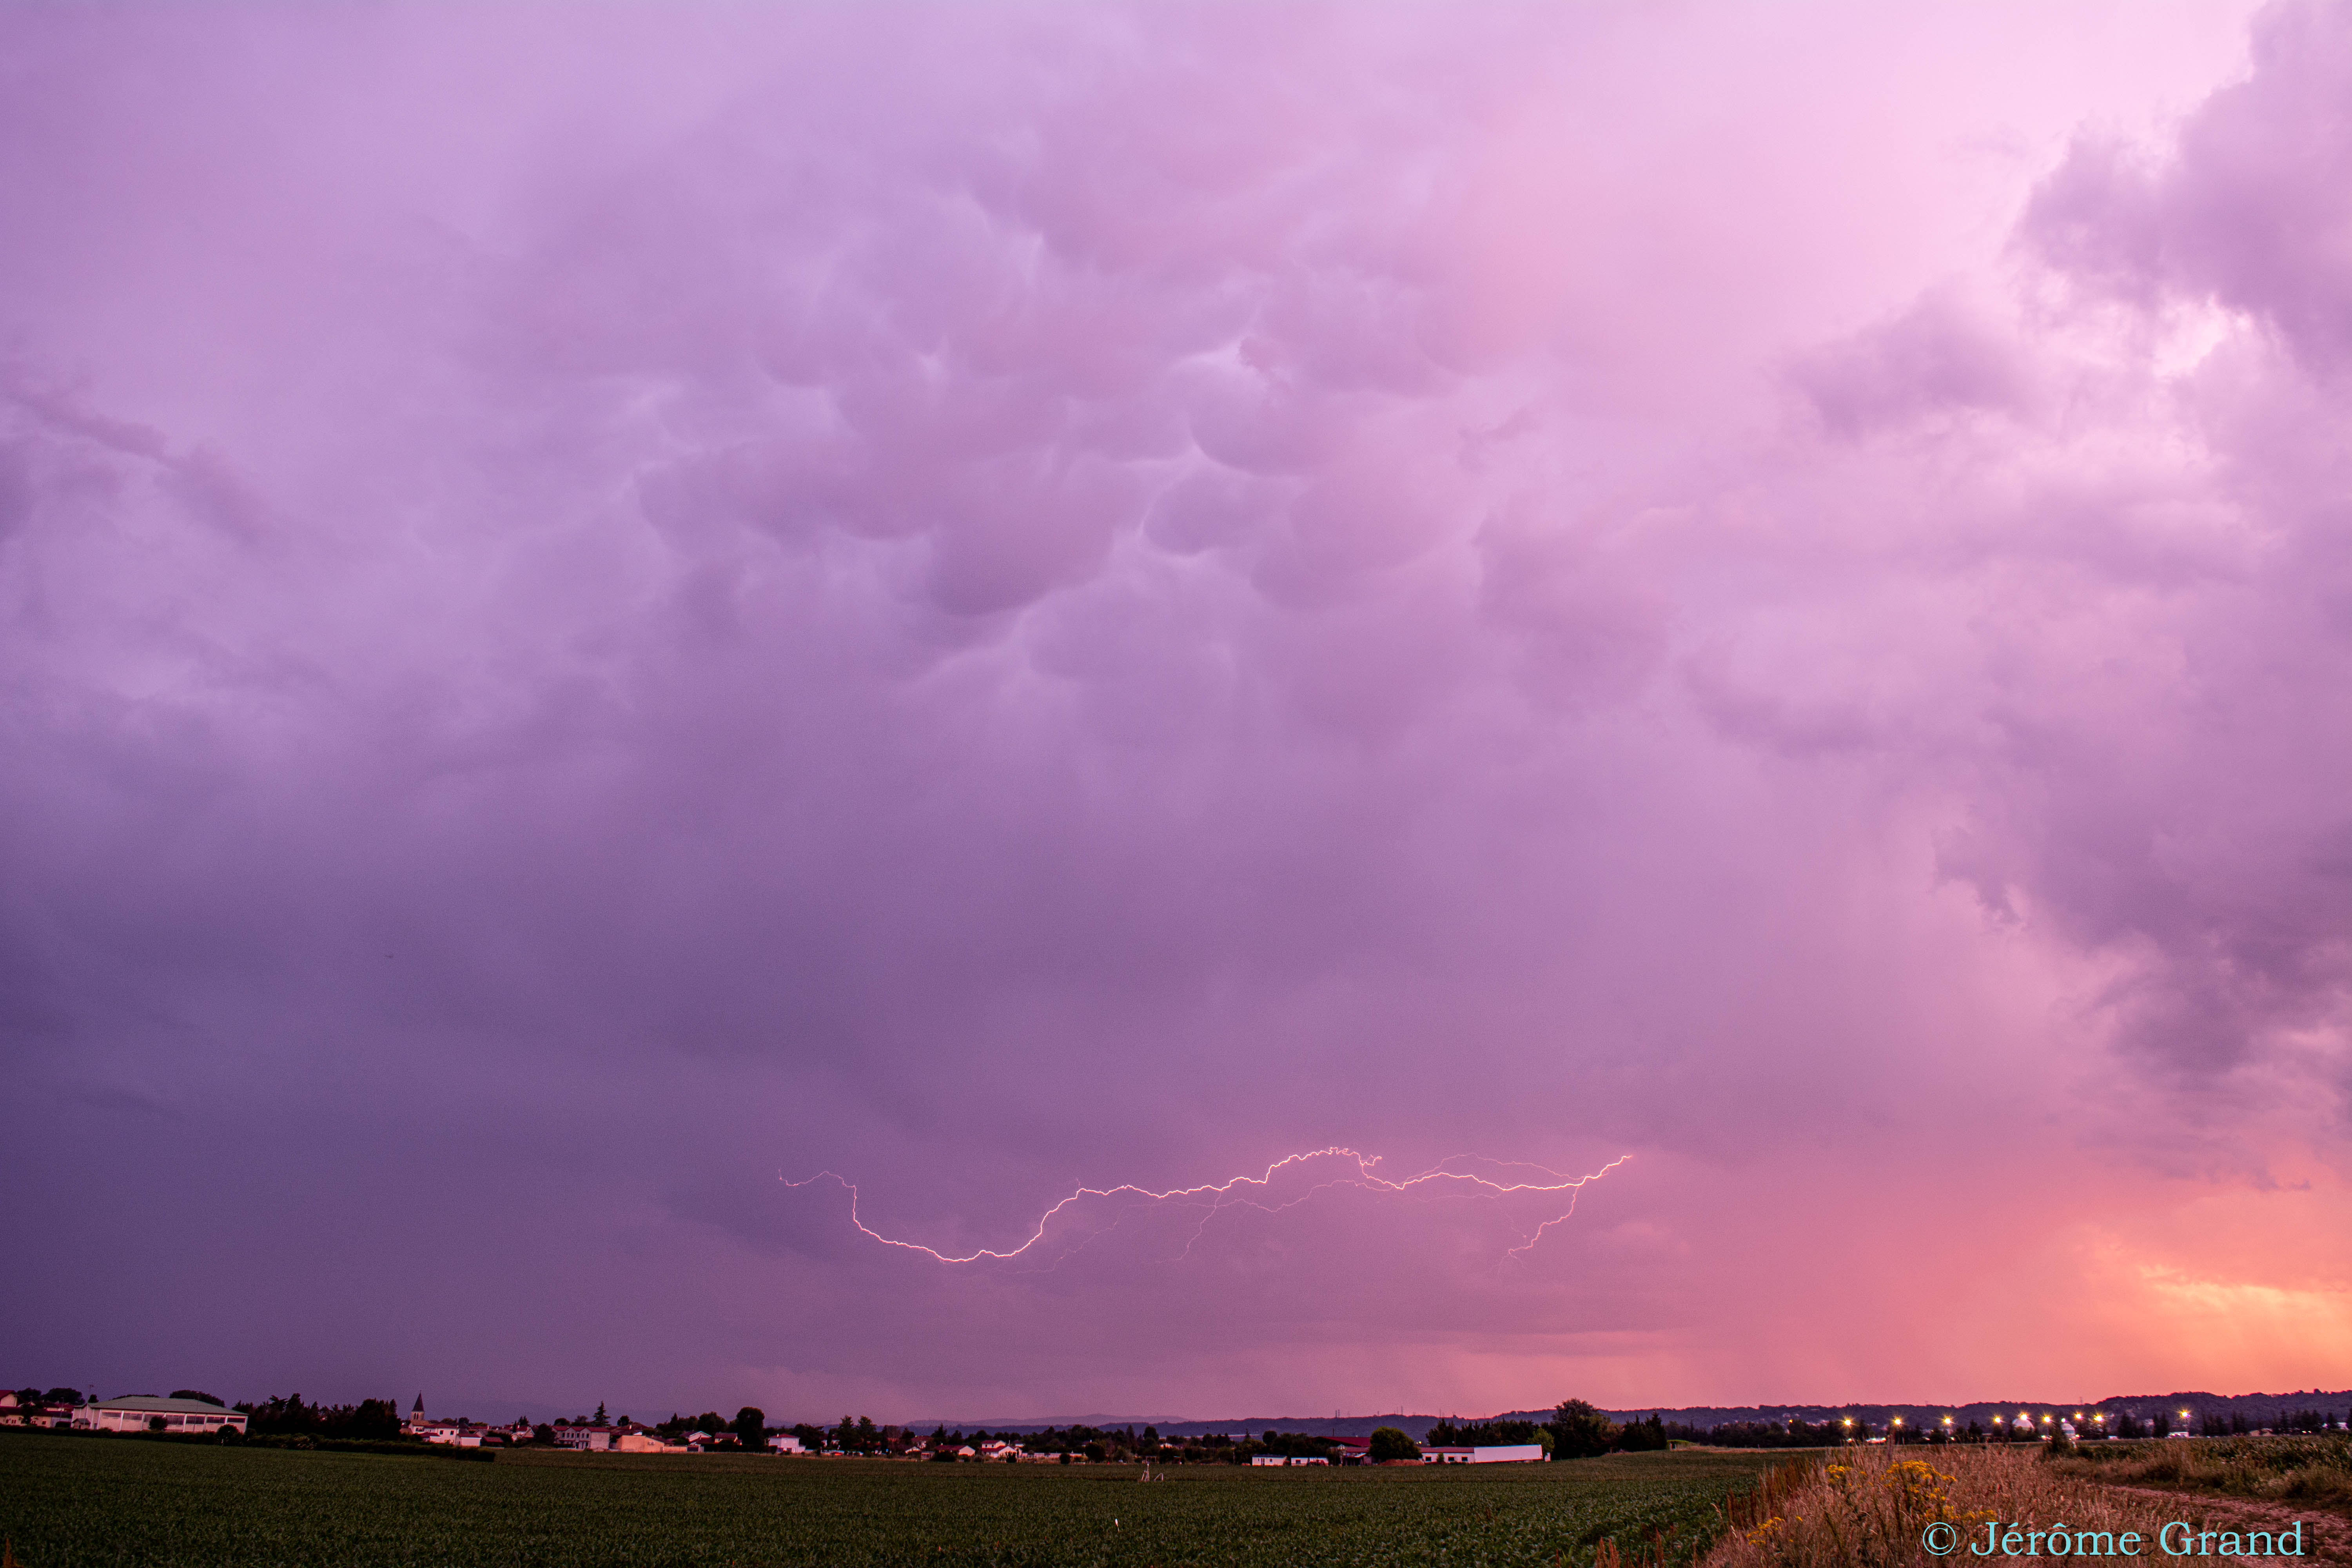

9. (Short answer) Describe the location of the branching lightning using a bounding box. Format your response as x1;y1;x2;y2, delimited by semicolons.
782;1147;1630;1265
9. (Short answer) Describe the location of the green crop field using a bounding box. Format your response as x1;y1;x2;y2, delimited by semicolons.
0;1435;1793;1568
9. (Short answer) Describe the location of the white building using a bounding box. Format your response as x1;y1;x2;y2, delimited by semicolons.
1469;1445;1545;1463
76;1397;248;1435
768;1434;807;1454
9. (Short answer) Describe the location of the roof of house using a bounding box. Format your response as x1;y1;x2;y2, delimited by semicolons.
90;1396;233;1415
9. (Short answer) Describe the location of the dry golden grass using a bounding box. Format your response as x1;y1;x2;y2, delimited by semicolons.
2054;1435;2352;1510
1697;1445;2286;1568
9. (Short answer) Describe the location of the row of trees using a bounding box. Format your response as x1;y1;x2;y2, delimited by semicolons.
1642;1408;2344;1446
1363;1403;1669;1463
1421;1418;1549;1452
1552;1401;1668;1457
649;1408;769;1447
2199;1409;2346;1437
922;1423;1213;1463
239;1395;405;1441
60;1388;2341;1458
1408;1403;2352;1455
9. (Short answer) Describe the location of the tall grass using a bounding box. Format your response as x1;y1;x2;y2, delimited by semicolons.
1698;1446;2230;1568
2055;1434;2352;1508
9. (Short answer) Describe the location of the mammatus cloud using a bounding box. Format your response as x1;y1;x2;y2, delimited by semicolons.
0;0;2343;1420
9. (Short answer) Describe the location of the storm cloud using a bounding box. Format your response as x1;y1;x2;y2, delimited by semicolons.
3;0;2345;1422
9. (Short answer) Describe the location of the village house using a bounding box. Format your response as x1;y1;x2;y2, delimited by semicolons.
402;1399;509;1446
433;1423;510;1447
3;1393;81;1430
1;1392;82;1430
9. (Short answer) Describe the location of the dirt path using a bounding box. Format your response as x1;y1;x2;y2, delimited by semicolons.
2094;1482;2352;1563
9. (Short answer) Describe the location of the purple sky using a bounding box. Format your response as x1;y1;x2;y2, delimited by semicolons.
5;0;2348;1425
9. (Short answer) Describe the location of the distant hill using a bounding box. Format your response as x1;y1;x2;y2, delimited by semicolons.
916;1390;2351;1441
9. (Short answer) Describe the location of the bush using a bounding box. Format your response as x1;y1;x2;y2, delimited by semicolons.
1368;1427;1419;1463
1617;1415;1670;1453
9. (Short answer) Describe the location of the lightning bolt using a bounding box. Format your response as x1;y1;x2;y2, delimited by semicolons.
782;1147;1630;1265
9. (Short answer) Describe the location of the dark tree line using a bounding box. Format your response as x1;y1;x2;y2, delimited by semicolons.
1423;1418;1547;1450
2197;1409;2342;1436
238;1394;403;1440
651;1407;768;1446
1657;1417;1847;1449
1548;1401;1669;1458
13;1388;91;1408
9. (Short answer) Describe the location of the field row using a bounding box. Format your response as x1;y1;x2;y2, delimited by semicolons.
0;1435;1784;1568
